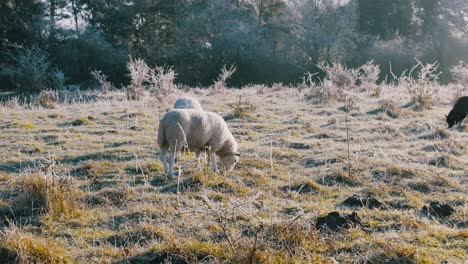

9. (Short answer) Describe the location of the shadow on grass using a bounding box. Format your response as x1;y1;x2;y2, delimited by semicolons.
0;160;39;173
0;248;17;264
0;150;139;173
98;230;163;248
61;151;136;165
116;251;189;264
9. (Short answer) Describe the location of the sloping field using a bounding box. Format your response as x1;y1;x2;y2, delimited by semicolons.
0;86;466;263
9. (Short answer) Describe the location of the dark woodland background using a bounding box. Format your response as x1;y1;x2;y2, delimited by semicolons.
1;0;467;91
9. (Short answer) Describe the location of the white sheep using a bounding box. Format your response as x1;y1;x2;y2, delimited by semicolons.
173;97;203;110
158;109;240;176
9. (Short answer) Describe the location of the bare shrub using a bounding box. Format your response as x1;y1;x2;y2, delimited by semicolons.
124;57;177;100
4;45;50;92
212;65;236;93
318;61;358;90
447;83;465;104
449;61;468;101
126;57;149;100
309;80;338;103
299;71;318;91
148;65;177;100
2;45;67;93
90;69;112;94
450;61;468;84
394;60;441;111
37;89;58;108
312;61;358;103
358;60;381;97
49;68;66;90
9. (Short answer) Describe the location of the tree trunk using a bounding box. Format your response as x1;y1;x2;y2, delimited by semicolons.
71;0;79;33
50;0;56;38
258;0;264;24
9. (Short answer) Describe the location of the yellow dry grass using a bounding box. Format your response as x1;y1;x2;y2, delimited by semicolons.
0;85;466;263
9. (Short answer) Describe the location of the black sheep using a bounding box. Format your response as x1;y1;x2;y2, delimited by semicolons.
446;96;468;128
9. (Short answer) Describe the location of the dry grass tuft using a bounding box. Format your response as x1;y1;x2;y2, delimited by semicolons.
365;241;431;264
0;172;11;182
0;224;72;264
128;161;164;175
71;116;94;126
379;99;402;118
13;174;82;219
192;171;249;196
78;160;116;179
229;95;256;119
93;186;134;206
37;89;58;108
285;180;325;195
319;168;361;187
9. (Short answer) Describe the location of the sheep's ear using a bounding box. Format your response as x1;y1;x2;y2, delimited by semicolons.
445;115;448;118
235;153;241;156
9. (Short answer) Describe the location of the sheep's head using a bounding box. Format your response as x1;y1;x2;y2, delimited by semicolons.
220;152;240;171
446;112;460;128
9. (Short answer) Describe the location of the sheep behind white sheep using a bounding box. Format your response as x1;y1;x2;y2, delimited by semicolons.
173;97;203;110
158;109;240;176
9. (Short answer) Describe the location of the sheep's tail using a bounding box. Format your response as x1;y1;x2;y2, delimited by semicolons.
157;120;166;149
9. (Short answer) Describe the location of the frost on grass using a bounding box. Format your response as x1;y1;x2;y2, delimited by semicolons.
0;83;465;263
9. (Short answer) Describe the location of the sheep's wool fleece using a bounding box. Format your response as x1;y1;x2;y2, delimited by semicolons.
158;109;237;155
173;97;203;110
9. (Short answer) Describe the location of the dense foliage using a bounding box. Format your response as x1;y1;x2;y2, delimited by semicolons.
1;0;467;91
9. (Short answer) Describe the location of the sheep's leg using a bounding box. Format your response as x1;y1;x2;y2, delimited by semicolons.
168;139;180;177
459;115;467;127
196;151;201;170
160;149;168;176
456;117;463;128
210;152;219;173
168;150;176;177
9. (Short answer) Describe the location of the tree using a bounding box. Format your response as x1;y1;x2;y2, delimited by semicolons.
358;0;414;39
418;0;438;34
45;0;68;39
254;0;299;60
69;0;82;33
0;1;47;90
300;0;360;66
438;0;468;36
173;0;263;84
80;0;179;60
0;0;45;43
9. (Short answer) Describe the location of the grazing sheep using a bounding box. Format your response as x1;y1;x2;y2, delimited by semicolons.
446;96;468;128
158;109;240;176
173;97;203;110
